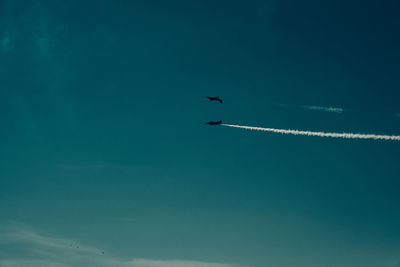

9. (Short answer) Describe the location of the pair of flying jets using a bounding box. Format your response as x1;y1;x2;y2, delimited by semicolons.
205;96;223;125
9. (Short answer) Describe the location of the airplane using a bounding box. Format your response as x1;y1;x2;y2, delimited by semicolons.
206;96;223;104
206;120;222;125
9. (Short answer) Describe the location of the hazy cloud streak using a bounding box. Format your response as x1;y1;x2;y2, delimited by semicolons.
222;124;400;141
0;224;238;267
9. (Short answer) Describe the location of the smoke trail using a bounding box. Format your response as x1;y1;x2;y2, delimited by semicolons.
222;124;400;141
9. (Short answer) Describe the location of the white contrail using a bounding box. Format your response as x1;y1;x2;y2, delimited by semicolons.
279;104;346;113
301;105;345;113
222;124;400;141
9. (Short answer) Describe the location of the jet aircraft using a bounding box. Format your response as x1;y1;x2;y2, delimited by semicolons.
206;120;222;125
206;96;223;104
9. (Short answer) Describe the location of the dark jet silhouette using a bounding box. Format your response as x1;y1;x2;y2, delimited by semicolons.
206;96;223;104
206;120;222;125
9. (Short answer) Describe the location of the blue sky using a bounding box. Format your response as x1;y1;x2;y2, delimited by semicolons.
1;0;400;266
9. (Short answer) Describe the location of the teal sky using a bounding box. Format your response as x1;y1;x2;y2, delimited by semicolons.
0;0;400;266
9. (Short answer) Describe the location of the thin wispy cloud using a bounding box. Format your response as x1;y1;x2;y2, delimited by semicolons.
0;224;239;267
0;1;70;55
0;35;13;52
127;259;234;267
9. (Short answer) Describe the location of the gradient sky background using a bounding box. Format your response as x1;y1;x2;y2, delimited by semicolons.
0;0;400;266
